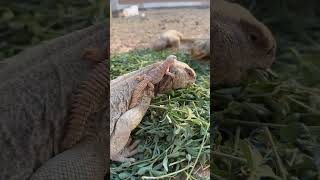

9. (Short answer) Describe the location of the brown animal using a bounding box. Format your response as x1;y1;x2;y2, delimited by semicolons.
152;30;210;60
110;60;196;162
152;30;194;51
153;0;276;85
190;38;210;60
212;0;276;85
129;55;176;109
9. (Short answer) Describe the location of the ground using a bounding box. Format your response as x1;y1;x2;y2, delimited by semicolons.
110;8;210;54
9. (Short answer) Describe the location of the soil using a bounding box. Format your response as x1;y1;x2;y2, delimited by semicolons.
111;8;210;54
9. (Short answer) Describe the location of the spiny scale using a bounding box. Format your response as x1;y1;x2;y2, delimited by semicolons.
61;60;108;151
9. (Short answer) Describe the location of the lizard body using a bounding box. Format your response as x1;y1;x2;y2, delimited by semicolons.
0;19;195;179
61;60;108;151
152;30;197;51
28;59;196;178
153;0;276;84
129;55;177;109
190;38;210;60
110;60;196;162
0;21;108;180
152;29;210;60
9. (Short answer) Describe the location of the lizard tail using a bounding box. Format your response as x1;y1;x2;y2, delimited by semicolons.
61;60;108;151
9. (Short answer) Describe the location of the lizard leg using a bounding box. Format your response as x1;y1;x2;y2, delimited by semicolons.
111;96;151;163
147;82;155;97
112;138;140;162
129;79;149;108
165;71;175;78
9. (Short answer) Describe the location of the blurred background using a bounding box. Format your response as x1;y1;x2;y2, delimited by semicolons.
213;1;320;179
0;0;108;60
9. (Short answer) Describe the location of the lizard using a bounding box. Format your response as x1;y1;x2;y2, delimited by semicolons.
110;59;196;162
0;29;195;179
0;0;277;178
0;21;108;180
190;38;210;60
212;0;277;85
151;0;276;85
151;30;210;61
152;30;197;51
129;54;177;109
29;59;197;179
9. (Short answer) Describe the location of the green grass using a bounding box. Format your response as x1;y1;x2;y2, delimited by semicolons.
213;1;320;179
110;49;210;180
0;0;107;60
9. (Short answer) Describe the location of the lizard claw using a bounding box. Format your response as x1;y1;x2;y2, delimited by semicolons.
112;139;141;162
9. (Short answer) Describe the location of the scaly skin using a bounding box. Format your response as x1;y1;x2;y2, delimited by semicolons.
111;60;196;162
29;59;196;179
129;55;177;109
61;60;108;151
0;21;108;180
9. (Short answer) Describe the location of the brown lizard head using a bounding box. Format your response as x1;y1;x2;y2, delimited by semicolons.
156;60;196;93
165;54;177;64
213;0;276;85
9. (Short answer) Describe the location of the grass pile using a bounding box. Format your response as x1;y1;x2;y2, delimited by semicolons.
0;0;107;60
110;49;210;179
213;1;320;179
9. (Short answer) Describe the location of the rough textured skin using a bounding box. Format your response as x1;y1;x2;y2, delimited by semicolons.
61;60;108;151
129;55;176;109
0;21;108;180
110;60;196;162
212;0;276;85
30;130;108;180
26;59;196;178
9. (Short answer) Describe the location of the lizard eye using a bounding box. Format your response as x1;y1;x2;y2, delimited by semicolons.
185;68;195;78
248;33;258;42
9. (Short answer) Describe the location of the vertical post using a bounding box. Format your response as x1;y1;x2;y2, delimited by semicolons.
110;2;112;18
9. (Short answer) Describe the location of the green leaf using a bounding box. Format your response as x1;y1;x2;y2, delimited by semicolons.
239;140;256;170
118;172;131;179
137;166;152;176
151;170;167;176
162;156;168;172
256;165;282;180
279;123;305;143
1;9;14;22
186;154;192;161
